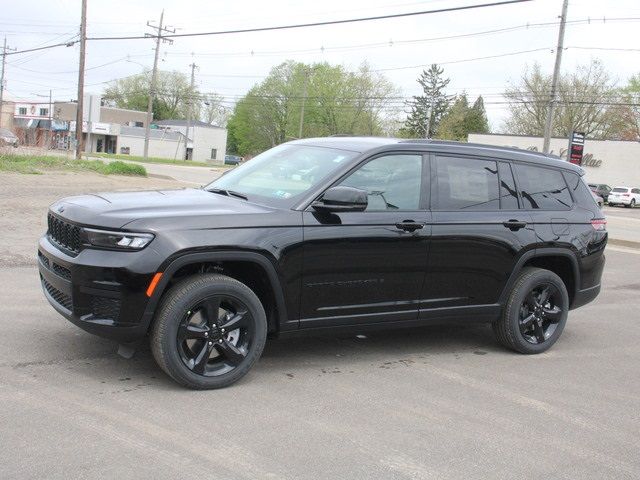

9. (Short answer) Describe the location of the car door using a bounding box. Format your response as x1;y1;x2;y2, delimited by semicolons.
420;154;535;320
300;152;431;328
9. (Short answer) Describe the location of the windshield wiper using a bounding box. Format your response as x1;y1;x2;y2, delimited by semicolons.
207;188;248;201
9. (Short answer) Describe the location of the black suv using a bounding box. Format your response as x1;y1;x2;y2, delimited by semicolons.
38;138;607;389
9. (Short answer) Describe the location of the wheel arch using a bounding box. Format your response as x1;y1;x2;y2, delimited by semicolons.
499;249;580;308
141;251;289;334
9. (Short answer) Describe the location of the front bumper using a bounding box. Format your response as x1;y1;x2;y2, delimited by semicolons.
38;235;162;343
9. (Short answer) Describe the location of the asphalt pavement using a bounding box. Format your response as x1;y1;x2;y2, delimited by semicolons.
1;247;639;480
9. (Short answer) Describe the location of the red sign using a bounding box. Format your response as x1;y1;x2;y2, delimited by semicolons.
568;131;585;166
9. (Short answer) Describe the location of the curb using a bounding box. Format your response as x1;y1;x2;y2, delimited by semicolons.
608;238;640;250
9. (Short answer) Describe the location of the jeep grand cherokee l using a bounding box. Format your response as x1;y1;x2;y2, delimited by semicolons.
38;138;606;389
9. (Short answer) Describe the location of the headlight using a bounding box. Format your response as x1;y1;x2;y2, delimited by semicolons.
83;228;154;250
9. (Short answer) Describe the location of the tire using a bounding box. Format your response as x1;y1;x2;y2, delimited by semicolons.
628;199;636;208
150;274;267;389
493;267;569;354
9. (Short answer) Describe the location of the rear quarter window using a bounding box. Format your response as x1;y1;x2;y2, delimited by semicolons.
515;164;572;210
564;172;598;210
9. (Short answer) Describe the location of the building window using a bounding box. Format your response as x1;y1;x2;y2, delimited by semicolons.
211;148;217;160
40;108;49;117
18;107;27;115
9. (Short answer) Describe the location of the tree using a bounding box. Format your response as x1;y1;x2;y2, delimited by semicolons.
503;60;621;139
616;73;640;141
402;64;452;138
226;61;399;156
103;70;198;121
197;93;229;127
436;94;490;141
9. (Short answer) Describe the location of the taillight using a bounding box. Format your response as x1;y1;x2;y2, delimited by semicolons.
591;219;607;231
622;193;630;197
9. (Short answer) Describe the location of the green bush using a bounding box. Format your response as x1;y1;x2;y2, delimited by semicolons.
0;154;146;176
103;160;147;176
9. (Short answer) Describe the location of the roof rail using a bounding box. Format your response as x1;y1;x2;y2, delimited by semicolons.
398;138;562;160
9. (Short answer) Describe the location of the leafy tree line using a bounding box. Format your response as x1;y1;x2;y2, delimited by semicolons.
101;59;640;157
226;61;399;155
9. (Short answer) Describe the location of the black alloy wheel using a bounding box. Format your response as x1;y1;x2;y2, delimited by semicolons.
493;267;569;354
151;274;267;389
517;283;563;345
177;295;251;376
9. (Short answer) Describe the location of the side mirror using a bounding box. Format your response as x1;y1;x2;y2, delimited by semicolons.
311;186;368;212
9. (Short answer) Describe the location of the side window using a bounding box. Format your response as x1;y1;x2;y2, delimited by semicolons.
564;171;597;208
434;156;499;211
515;164;572;210
338;154;423;211
498;162;519;209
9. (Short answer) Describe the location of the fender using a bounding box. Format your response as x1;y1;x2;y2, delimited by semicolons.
498;248;580;307
139;250;290;333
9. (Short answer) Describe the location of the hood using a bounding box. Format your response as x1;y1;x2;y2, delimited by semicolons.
50;188;274;229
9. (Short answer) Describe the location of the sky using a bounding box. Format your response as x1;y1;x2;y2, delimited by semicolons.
2;0;639;131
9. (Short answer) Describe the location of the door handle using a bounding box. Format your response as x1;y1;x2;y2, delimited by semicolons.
395;221;424;232
503;219;527;231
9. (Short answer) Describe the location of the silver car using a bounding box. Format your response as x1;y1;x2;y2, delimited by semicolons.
0;128;19;147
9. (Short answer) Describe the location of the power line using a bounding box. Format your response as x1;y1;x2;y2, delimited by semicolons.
374;47;552;72
157;17;639;59
86;1;533;41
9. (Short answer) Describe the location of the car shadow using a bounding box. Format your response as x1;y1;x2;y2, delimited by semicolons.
33;323;503;392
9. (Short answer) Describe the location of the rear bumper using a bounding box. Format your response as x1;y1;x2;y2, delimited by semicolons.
571;284;601;310
38;235;161;343
608;197;631;205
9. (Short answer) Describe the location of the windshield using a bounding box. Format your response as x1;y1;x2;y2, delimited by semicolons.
612;187;629;193
205;144;357;205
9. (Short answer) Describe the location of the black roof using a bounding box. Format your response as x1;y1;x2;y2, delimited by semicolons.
290;137;582;173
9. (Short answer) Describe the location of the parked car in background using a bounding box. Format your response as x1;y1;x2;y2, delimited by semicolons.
588;183;611;203
224;154;244;165
0;128;19;147
608;186;640;208
591;190;604;208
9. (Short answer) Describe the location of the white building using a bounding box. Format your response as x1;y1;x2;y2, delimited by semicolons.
468;133;640;187
117;126;186;159
155;119;227;163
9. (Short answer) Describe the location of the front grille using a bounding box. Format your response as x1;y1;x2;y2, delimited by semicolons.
52;262;71;280
38;251;50;268
38;251;72;280
41;276;73;312
47;213;82;255
91;296;121;322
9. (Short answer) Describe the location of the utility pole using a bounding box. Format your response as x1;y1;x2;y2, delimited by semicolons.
48;89;52;148
74;0;87;159
0;37;17;129
542;0;568;154
143;10;174;160
184;62;197;161
298;68;310;139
